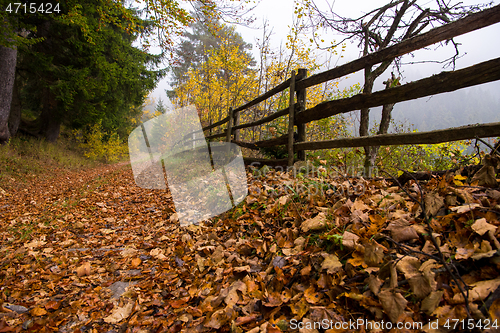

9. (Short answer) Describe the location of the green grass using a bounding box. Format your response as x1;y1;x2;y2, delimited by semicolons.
0;135;98;183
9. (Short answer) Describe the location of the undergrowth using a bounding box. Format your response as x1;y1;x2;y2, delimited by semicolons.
0;135;96;184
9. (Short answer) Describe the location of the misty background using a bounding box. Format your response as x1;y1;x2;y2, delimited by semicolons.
149;0;500;136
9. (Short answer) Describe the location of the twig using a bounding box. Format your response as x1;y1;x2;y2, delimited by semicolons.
381;169;474;320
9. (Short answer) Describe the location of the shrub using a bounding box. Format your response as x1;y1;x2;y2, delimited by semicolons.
75;121;128;163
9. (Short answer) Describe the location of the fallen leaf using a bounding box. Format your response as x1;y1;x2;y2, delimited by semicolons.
471;218;497;236
130;257;142;268
489;298;500;322
304;286;322;304
364;241;384;267
44;301;61;310
408;270;436;299
424;192;444;217
301;213;328;232
386;219;419;242
421;291;443;315
205;309;227;329
104;302;134;324
321;253;342;274
450;203;481;214
452;277;500;303
341;231;360;250
76;262;91;277
30;307;47;316
378;289;408;322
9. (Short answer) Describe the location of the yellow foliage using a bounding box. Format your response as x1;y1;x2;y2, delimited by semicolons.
171;13;360;146
75;121;128;163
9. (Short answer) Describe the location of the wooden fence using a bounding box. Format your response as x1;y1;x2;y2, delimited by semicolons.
200;4;500;167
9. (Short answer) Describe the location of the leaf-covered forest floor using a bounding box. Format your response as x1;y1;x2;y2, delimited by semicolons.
0;161;499;333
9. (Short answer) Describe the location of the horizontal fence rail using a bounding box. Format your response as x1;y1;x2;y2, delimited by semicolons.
295;122;500;151
296;57;500;124
295;4;500;91
194;4;500;168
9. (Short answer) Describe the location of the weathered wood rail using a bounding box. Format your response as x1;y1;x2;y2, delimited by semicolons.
198;4;500;167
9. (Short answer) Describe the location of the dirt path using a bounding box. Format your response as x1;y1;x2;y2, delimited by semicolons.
0;163;500;332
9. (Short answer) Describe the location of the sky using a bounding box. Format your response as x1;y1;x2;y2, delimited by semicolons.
150;0;500;113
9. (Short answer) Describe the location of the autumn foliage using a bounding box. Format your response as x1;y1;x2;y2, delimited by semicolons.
0;157;499;331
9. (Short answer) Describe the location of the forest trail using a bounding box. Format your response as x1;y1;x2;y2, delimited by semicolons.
0;162;500;332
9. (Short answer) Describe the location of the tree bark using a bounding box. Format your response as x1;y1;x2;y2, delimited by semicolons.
363;74;398;176
34;21;61;142
8;75;21;137
0;43;17;144
39;87;61;142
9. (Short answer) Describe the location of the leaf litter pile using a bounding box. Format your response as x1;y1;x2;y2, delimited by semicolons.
0;160;500;332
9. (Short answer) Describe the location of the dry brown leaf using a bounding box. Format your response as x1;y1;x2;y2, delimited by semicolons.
120;247;137;257
408;270;436;299
321;253;342;274
452;277;500;303
471;218;497;236
263;292;282;307
24;239;46;249
44;300;61;310
424;192;444;217
289;298;309;319
352;198;370;212
304;286;322;304
455;245;475;260
489;298;500;322
30;307;47;316
104;302;134;324
76;262;91;277
342;231;360;250
368;274;383;295
301;213;328;233
347;251;368;268
421;291;443;315
150;248;167;260
364;241;384;267
225;288;239;307
378;289;408;322
450;203;481;214
471;163;498;187
299;318;320;333
386;219;419;242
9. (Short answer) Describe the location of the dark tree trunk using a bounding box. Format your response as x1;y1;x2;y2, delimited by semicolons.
0;43;17;144
8;75;21;137
39;87;61;142
33;21;61;142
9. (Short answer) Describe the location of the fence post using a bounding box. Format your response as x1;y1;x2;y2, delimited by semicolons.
226;107;233;142
296;68;307;161
288;71;296;167
233;108;240;142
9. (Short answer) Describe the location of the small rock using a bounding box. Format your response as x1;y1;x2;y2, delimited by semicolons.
4;304;29;314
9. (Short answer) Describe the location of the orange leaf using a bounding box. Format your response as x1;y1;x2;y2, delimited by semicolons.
131;257;142;268
31;307;47;316
76;262;91;277
45;301;61;310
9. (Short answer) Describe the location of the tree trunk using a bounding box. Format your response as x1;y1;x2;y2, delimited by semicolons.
34;20;61;142
0;44;17;144
39;87;61;142
363;74;398;177
8;75;21;137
